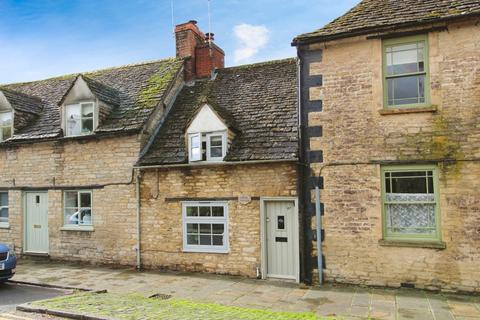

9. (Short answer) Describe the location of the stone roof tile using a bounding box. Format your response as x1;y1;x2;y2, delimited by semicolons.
140;58;298;164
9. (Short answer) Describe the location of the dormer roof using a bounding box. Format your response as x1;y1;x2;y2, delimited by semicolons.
0;87;43;115
59;74;121;108
185;98;239;134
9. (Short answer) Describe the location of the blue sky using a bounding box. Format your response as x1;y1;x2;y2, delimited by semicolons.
0;0;358;84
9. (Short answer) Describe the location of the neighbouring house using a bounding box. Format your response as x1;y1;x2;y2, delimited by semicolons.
0;57;184;264
293;0;480;292
0;20;302;282
136;22;299;280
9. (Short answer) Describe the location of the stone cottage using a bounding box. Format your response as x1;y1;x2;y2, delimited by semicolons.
0;21;302;282
292;0;480;292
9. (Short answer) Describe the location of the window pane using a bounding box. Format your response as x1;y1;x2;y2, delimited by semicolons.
211;206;224;217
2;126;12;140
65;192;78;207
199;224;211;234
210;147;223;158
210;136;223;146
200;235;212;245
386;42;424;75
0;193;8;206
0;112;12;126
82;119;93;133
187;234;199;245
80;192;91;207
0;208;8;223
199;206;211;217
187;223;198;233
212;224;224;235
66;105;82;135
82;104;94;117
386;203;436;234
65;208;79;225
186;206;198;217
387;75;425;106
79;209;92;225
190;134;201;161
212;235;223;246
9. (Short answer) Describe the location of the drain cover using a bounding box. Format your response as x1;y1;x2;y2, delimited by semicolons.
149;293;173;300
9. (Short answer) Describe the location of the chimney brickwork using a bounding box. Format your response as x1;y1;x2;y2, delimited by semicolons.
175;20;225;81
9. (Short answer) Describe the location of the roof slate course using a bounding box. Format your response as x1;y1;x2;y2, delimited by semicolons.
1;58;183;142
293;0;480;44
140;58;298;165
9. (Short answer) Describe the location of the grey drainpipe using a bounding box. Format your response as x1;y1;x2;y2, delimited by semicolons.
135;169;142;270
315;182;323;285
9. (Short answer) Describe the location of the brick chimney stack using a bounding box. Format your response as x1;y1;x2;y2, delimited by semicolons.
175;20;225;81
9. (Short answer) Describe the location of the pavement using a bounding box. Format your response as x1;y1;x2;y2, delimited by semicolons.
9;259;480;319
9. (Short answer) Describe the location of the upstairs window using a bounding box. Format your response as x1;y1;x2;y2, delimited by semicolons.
65;102;94;136
383;35;429;108
188;131;227;162
0;111;12;142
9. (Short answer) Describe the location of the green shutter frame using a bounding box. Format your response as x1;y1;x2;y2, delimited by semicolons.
382;34;431;109
380;164;442;242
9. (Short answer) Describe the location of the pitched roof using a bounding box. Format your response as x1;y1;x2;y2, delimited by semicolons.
61;75;121;107
0;88;43;115
139;58;298;165
293;0;480;44
1;58;183;142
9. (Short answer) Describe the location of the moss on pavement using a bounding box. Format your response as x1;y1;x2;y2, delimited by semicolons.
32;291;331;320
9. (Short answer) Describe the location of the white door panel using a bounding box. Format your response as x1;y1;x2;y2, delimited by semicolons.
25;192;49;253
265;201;297;280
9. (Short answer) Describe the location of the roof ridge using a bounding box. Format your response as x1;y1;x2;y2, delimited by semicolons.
221;57;297;72
2;57;179;87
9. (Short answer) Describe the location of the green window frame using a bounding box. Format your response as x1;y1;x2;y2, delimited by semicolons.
382;34;430;109
381;165;441;242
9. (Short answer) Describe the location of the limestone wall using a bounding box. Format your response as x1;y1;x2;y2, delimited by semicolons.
303;19;480;291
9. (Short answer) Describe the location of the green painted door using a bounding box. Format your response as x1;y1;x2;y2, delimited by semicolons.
25;192;49;253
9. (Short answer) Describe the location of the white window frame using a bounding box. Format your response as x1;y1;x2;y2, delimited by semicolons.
64;102;96;137
182;201;229;253
0;192;9;228
0;111;13;142
206;132;227;161
63;190;93;228
188;133;202;162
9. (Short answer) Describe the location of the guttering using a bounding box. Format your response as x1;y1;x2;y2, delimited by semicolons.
134;158;298;170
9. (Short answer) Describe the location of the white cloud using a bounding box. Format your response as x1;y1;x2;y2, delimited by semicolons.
233;23;270;63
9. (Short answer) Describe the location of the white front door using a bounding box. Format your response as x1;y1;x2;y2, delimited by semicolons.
265;200;299;281
25;192;49;254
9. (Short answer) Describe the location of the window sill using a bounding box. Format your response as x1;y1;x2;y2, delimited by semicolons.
379;239;446;249
0;223;10;229
183;248;229;254
379;105;437;115
60;226;94;232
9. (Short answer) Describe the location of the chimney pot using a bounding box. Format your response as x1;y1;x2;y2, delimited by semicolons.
205;32;215;42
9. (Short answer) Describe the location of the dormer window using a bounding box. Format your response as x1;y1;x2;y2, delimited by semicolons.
65;102;95;136
189;131;227;162
0;111;12;142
